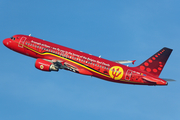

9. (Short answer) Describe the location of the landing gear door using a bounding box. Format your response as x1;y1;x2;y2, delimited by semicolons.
18;37;27;48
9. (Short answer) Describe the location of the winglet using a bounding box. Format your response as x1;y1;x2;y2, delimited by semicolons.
132;60;136;65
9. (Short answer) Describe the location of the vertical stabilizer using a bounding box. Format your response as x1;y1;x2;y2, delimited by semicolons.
137;47;173;77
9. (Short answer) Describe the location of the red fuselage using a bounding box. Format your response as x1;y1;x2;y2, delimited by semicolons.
3;35;168;85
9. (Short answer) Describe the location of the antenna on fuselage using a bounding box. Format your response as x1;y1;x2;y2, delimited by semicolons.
99;55;101;58
29;34;31;36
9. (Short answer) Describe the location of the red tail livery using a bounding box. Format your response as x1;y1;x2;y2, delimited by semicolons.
137;47;172;77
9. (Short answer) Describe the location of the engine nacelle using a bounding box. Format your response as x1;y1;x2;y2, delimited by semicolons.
35;58;59;72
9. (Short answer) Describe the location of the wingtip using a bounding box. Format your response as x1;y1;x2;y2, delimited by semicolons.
132;60;136;65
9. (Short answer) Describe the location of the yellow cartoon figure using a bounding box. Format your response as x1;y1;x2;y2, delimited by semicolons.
109;66;124;80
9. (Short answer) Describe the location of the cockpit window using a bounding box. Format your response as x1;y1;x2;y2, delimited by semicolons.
10;37;15;40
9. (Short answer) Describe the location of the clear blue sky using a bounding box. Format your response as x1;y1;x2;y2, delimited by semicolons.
1;0;180;120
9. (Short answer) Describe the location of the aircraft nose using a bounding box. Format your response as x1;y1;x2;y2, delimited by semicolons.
3;38;10;47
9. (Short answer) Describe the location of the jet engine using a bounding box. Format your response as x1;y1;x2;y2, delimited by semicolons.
35;58;59;71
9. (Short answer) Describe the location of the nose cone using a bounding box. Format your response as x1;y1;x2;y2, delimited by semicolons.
3;38;10;47
3;39;6;46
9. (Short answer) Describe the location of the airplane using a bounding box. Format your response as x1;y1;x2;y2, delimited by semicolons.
3;34;174;86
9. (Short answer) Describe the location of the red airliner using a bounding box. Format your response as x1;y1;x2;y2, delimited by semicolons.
3;34;174;86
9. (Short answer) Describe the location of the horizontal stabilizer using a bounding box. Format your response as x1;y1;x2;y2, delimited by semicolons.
113;60;136;64
162;78;176;81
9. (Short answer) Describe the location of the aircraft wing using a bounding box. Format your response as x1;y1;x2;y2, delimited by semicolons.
49;59;78;72
113;60;136;64
51;59;93;75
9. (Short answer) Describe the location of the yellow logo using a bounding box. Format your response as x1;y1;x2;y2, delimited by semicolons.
109;66;124;80
40;65;44;69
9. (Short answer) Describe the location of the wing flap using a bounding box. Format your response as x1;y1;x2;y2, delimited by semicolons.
51;59;93;75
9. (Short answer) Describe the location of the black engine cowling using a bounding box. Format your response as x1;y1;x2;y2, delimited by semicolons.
35;58;59;71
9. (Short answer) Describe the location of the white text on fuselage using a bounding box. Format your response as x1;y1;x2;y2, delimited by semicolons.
31;40;110;66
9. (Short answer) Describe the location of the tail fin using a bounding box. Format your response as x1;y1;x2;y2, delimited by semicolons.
137;47;173;77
